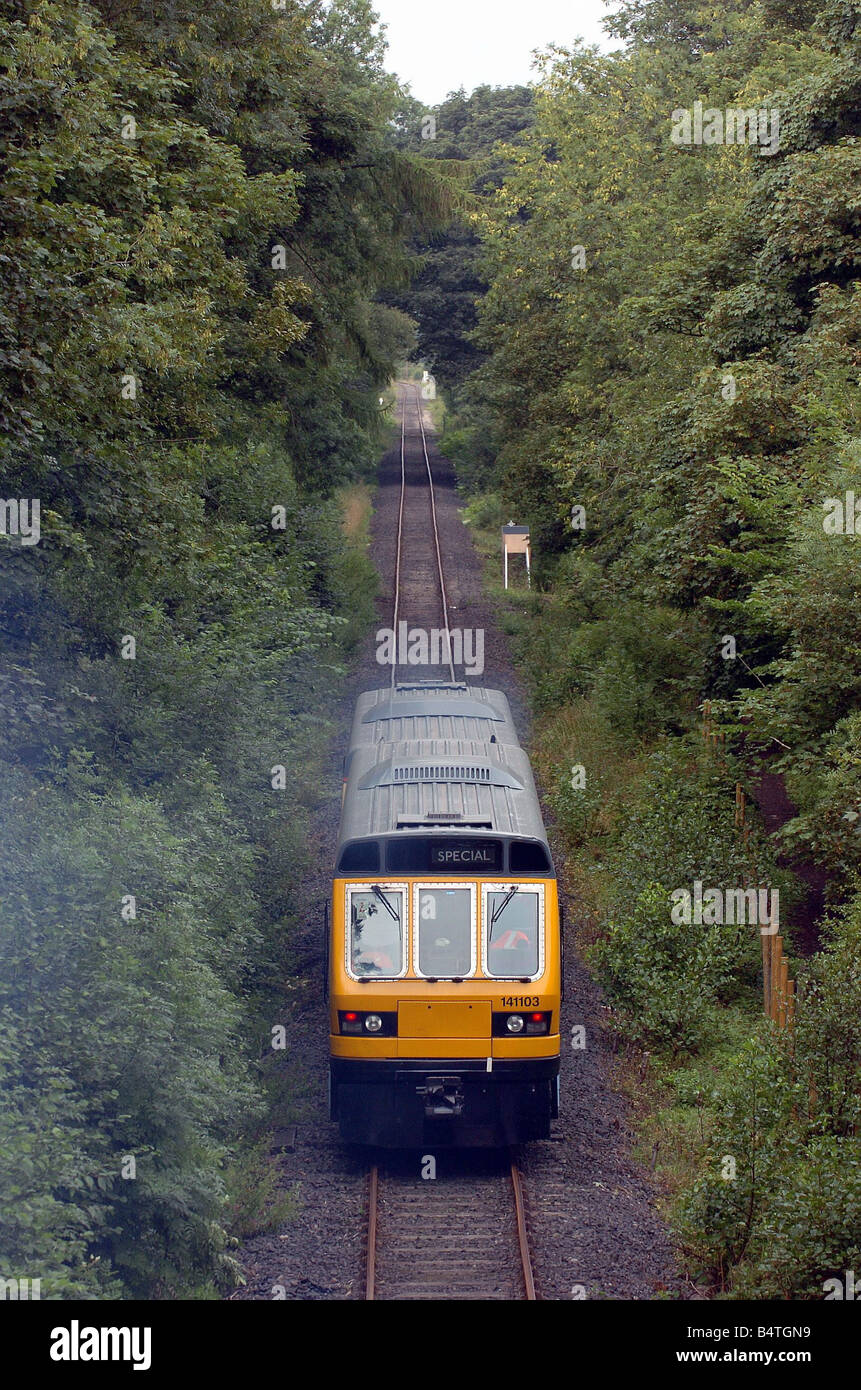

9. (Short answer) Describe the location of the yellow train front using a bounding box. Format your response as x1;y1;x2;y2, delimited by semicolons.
328;682;561;1147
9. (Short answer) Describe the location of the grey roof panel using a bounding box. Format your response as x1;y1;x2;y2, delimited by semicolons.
348;683;519;755
361;695;506;724
338;728;548;847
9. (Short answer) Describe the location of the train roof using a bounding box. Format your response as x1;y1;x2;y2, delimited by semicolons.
338;736;549;846
338;683;548;845
348;681;520;755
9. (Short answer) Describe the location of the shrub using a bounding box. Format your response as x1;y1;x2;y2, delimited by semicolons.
678;893;861;1296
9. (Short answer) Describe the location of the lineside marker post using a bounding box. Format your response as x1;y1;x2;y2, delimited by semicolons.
502;523;531;590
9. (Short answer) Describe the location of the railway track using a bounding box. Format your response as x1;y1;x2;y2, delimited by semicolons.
365;1154;537;1301
390;386;457;687
361;386;538;1301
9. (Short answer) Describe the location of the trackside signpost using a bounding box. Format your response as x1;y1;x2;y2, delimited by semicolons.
502;523;531;589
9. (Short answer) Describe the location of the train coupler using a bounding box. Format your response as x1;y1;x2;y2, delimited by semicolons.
416;1076;465;1117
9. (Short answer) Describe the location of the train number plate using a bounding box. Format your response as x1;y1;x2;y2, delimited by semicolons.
501;996;540;1008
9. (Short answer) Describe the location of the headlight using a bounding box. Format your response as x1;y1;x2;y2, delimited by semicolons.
339;1010;396;1036
506;1014;524;1034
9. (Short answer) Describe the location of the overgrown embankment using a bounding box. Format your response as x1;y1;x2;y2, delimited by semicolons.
454;490;860;1299
0;0;454;1299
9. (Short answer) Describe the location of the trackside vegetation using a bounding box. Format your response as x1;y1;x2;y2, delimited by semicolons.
433;0;861;1297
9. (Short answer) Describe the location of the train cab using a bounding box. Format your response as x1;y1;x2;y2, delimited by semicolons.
328;682;561;1147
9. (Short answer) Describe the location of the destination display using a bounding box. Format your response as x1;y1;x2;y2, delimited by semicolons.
336;837;554;875
430;841;502;868
385;836;504;873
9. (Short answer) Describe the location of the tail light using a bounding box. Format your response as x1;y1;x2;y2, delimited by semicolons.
526;1011;551;1035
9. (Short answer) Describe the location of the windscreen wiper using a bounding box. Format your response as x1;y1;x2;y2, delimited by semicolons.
371;884;400;922
490;884;519;929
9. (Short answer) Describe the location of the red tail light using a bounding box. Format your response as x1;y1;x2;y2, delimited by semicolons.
526;1011;552;1035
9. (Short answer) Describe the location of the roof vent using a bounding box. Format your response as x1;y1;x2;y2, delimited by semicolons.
394;764;491;783
395;816;494;829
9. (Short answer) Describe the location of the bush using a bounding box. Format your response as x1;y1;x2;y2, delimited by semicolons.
0;773;262;1298
734;1135;861;1299
677;1035;795;1282
678;892;861;1296
588;743;788;1051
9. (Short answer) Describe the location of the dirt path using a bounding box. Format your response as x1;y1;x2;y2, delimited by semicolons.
234;386;683;1301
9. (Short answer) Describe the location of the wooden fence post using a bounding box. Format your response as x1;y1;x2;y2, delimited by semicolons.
761;928;771;1020
778;954;789;1029
730;781;796;1032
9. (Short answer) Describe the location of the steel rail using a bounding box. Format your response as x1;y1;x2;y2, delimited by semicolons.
365;1157;537;1301
389;385;457;688
390;393;408;691
412;386;456;685
365;1164;378;1300
510;1158;537;1301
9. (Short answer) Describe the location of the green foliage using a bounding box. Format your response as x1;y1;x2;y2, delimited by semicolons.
0;771;262;1297
677;1035;798;1284
676;890;861;1295
222;1141;298;1243
590;745;770;1052
793;892;861;1138
541;699;634;848
596;883;726;1054
384;84;535;399
0;0;443;1298
732;1135;861;1299
778;712;861;890
465;0;861;658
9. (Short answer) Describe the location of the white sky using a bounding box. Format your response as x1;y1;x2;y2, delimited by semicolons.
373;0;616;105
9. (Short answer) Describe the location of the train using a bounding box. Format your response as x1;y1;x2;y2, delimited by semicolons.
327;679;561;1147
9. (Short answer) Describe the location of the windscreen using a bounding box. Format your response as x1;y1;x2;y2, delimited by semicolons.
416;887;473;977
485;889;540;978
347;887;404;978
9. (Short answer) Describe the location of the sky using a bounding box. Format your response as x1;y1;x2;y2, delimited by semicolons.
372;0;616;105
